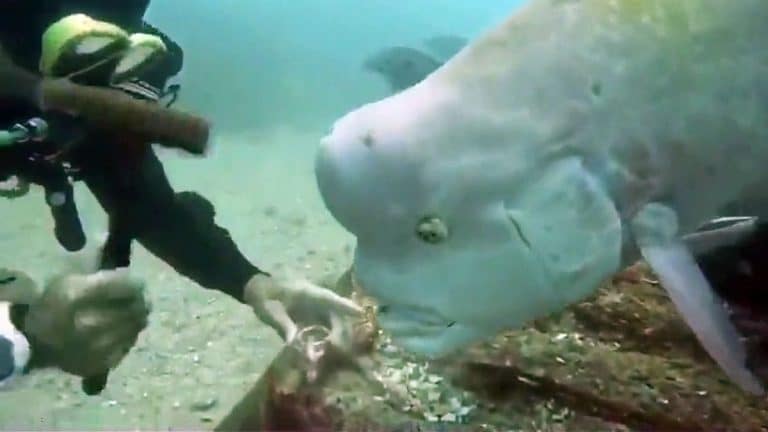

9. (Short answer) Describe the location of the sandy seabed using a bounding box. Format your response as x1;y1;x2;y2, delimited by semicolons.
0;126;354;430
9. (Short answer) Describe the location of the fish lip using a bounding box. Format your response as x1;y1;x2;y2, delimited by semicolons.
385;324;447;339
385;330;466;359
375;307;457;345
378;304;455;328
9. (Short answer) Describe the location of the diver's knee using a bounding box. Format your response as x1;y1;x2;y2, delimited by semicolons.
175;191;216;223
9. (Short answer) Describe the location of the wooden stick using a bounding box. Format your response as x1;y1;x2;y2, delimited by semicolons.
40;78;209;155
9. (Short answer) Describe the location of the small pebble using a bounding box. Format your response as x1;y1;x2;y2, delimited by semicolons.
289;215;307;227
263;206;278;217
458;406;473;416
190;397;218;412
427;375;443;384
383;345;400;354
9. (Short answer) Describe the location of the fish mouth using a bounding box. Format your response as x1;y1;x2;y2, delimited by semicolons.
374;305;470;357
380;322;456;357
376;304;456;333
376;314;485;358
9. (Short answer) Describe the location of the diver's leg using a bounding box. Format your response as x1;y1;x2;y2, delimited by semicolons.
77;142;262;302
693;220;768;384
696;220;768;308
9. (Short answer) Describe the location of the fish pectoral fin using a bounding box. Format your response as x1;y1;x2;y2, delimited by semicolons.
682;216;758;256
631;203;764;395
641;242;763;395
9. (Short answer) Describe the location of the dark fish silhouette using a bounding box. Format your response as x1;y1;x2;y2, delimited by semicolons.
362;34;469;94
422;34;468;61
362;46;443;93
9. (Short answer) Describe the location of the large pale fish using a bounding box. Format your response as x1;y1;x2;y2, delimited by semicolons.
315;0;768;395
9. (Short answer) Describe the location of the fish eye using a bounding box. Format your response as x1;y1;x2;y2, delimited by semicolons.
415;215;449;244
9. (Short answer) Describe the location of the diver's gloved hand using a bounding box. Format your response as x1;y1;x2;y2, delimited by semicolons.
18;269;149;378
244;272;363;342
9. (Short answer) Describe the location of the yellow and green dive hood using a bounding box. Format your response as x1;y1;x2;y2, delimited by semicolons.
40;14;167;84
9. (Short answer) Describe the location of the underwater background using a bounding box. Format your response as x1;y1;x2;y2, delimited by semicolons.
148;0;522;132
1;1;767;430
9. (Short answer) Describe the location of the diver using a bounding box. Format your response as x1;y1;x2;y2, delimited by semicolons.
0;0;361;393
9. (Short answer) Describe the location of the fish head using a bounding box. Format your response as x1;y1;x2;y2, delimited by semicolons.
315;80;623;357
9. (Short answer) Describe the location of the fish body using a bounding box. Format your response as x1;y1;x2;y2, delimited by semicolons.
317;0;768;393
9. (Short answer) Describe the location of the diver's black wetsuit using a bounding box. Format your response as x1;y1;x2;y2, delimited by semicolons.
0;0;264;303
